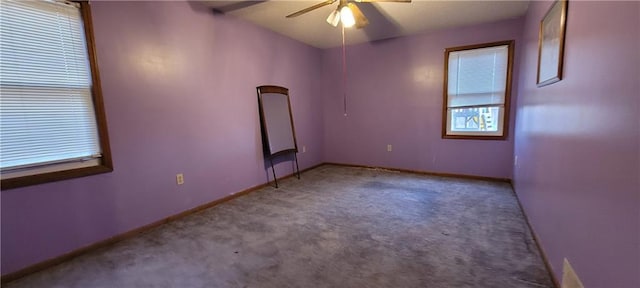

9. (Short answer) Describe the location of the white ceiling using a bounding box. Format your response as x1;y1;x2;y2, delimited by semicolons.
202;0;530;49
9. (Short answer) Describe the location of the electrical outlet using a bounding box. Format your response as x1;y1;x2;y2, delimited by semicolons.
302;145;307;153
387;144;392;152
176;173;184;185
514;155;518;167
562;258;584;288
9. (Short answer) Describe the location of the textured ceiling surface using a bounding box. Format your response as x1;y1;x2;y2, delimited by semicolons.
203;1;530;48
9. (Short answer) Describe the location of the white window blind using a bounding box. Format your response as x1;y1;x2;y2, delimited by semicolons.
447;45;508;108
0;0;101;172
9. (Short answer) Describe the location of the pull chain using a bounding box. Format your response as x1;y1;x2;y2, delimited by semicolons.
341;24;348;116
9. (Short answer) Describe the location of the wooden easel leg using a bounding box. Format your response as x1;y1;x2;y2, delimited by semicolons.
270;158;278;188
294;153;301;179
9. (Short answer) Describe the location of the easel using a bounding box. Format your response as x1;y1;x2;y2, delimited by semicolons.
268;150;300;188
257;85;301;189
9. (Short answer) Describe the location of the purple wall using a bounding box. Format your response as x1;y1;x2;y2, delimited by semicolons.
321;18;524;179
4;1;638;285
1;1;324;275
513;1;639;287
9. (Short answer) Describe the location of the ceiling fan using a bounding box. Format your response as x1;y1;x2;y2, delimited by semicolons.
286;0;412;29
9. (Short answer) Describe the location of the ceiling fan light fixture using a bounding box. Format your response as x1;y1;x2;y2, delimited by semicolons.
347;3;369;28
326;9;341;27
339;5;355;28
287;0;410;29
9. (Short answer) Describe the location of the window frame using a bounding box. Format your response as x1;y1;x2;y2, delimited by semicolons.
1;1;112;190
441;40;515;140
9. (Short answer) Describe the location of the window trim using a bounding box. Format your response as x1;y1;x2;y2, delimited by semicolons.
441;40;515;140
1;1;112;190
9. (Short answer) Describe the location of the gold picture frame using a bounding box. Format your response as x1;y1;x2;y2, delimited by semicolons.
537;0;568;87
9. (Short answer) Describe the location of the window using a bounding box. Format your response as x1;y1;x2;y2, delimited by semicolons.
0;0;112;189
442;40;514;140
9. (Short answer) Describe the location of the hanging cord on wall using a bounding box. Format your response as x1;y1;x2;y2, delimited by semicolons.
341;24;348;116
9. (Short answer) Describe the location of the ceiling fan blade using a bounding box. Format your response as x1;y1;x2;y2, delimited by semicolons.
347;3;369;29
209;1;267;14
355;0;411;2
286;0;337;18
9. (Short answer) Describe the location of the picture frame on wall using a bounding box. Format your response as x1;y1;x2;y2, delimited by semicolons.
537;0;568;87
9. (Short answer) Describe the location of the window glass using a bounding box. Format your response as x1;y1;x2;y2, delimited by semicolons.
0;0;112;188
443;41;514;139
